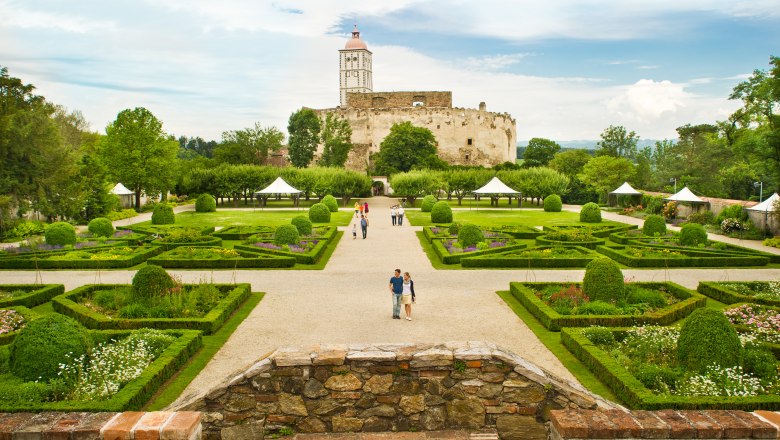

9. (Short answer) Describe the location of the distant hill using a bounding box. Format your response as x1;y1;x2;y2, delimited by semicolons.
516;139;660;159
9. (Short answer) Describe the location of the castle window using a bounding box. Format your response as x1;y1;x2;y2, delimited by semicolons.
437;125;440;129
465;154;470;160
412;95;427;107
467;138;473;146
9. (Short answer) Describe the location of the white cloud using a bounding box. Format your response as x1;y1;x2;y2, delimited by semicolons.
607;79;689;120
0;1;115;33
637;65;659;70
458;53;532;72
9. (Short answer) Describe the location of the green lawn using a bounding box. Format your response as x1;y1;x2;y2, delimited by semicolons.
132;210;354;228
406;209;624;228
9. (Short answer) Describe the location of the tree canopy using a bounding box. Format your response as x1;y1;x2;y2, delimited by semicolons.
318;113;353;167
287;108;321;168
374;122;438;174
579;155;635;201
595;125;639;160
523;138;561;168
214;123;284;165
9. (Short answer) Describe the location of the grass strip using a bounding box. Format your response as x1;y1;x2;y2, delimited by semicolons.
144;291;264;410
496;290;620;403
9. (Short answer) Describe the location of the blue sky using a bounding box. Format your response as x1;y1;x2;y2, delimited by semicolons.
1;0;777;142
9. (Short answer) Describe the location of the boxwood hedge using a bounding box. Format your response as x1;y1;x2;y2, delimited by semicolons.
461;246;597;268
0;247;164;270
0;306;38;345
697;282;780;307
535;235;606;250
211;225;274;240
147;249;295;269
431;239;526;264
235;237;332;265
596;245;770;267
150;236;223;251
0;284;64;308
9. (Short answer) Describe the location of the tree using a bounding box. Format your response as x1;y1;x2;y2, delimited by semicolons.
523;138;561;168
374;122;438;174
579;155;635;201
215;123;284;165
549;149;592;177
288;109;321;168
595;125;639;159
100;107;179;210
318;113;353;167
389;170;443;205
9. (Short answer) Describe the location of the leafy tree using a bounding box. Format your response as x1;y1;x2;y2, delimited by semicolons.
579;155;635;201
595;125;639;160
287;108;321;168
100;107;179;210
318;113;353;167
215;123;284;165
549;149;592;177
389;170;442;205
374;122;438;174
523;138;561;168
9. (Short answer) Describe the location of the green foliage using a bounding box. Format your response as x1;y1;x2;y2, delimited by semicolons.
523;138;562;168
10;314;91;382
321;194;339;212
390;170;443;205
579;156;635;201
448;222;461;235
579;202;602;223
45;222;77;245
642;215;667;236
7;221;46;239
677;308;741;374
318;113;353;167
543;194;562;212
457;224;483;247
374;122;438;174
643;195;664;215
576;301;623;315
214;123;284;165
195;194;216;212
626;288;667;308
716;204;747;224
308;203;331;223
742;346;778;381
430;201;453;223
291;216;312;235
635;364;680;393
132;265;175;299
595;125;639;159
686;211;715;225
582;258;624;303
420;195;437;212
274;224;300;245
106;209;138;221
679;223;708;246
87;217;114;237
582;326;615;345
151;204;175;225
287;108;321;168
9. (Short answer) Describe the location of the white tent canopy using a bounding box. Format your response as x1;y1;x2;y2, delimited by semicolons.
748;193;780;212
610;182;642;195
255;177;302;195
472;176;520;195
110;183;134;195
665;187;706;203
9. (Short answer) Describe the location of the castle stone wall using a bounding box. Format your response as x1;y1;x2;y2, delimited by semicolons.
347;91;452;109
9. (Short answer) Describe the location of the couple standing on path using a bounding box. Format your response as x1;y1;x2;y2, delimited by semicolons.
389;269;415;320
352;201;370;239
390;204;405;226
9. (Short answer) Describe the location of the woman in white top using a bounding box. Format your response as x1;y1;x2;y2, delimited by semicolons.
401;272;415;320
397;206;405;226
391;206;397;226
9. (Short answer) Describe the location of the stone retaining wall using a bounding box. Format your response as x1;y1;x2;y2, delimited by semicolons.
173;342;616;440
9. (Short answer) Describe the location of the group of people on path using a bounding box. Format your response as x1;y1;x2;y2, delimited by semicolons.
389;269;415;320
390;205;405;226
353;201;369;239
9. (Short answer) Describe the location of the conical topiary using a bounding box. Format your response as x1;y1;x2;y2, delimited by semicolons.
677;308;741;374
582;258;625;303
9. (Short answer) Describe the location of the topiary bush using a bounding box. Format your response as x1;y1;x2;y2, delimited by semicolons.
679;223;708;247
582;258;625;303
431;201;453;223
309;203;331;223
87;217;114;238
458;224;484;248
321;195;339;213
421;195;438;212
543;194;562;212
579;202;602;223
274;224;300;245
10;314;92;382
195;194;216;212
151;203;175;225
291;215;312;236
642;215;667;236
45;222;77;246
677;308;741;374
448;223;462;235
132;265;175;299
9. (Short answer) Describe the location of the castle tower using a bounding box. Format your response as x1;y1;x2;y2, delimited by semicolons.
339;25;372;107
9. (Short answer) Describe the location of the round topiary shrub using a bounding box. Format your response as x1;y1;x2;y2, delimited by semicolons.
431;201;453;223
291;215;313;236
9;314;92;382
580;202;602;223
642;214;667;236
421;195;438;213
151;203;175;225
309;203;331;223
448;222;462;235
458;224;484;248
195;194;216;212
45;222;77;246
321;195;339;213
132;265;175;299
582;258;625;303
87;217;114;238
677;308;741;374
275;224;300;245
543;194;562;212
679;223;708;247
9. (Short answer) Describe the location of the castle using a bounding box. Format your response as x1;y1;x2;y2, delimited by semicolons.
314;26;517;171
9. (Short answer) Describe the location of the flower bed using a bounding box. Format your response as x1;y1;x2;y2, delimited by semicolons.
151;236;223;251
495;225;545;239
53;283;251;334
698;281;780;308
212;225;275;240
0;247;164;269
461;246;599;268
0;241;120;257
0;307;37;345
596;245;770;267
124;225;215;236
0;284;64;308
615;236;780;263
561;326;780;410
235;238;332;265
535;232;606;249
509;281;705;331
543;223;637;238
608;229;677;245
724;303;780;345
431;238;526;264
147;246;295;269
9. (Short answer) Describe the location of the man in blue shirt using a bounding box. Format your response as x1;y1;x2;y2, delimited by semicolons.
389;269;403;319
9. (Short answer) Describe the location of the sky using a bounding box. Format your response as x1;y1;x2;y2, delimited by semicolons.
1;0;778;142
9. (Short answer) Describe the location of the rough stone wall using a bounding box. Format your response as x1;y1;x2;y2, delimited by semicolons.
347;92;453;109
173;342;614;440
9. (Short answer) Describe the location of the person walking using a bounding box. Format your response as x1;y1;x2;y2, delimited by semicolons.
389;269;403;319
397;205;405;226
360;214;369;239
354;202;360;218
359;203;364;217
364;202;369;216
391;205;397;226
401;272;415;321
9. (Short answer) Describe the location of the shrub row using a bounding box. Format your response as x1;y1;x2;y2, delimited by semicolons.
561;327;780;410
697;282;780;307
211;226;275;240
0;242;122;260
126;225;216;236
0;247;165;270
535;235;606;250
461;247;597;268
0;306;38;345
431;240;527;264
496;226;546;239
635;241;780;264
235;238;331;265
422;227;454;243
543;223;637;238
595;245;770;268
509;282;706;331
52;284;251;334
147;250;295;269
150;236;223;251
0;284;64;308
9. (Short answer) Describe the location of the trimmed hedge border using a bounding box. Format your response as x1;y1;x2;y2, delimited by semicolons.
461;246;598;268
151;236;223;251
596;245;770;267
0;329;201;412
496;226;545;239
0;306;38;345
0;247;165;270
147;248;295;269
0;242;122;259
544;223;637;238
509;281;706;331
0;284;64;308
431;239;527;264
629;240;780;264
123;225;216;236
698;282;780;307
535;235;606;250
235;237;332;265
53;284;251;334
561;327;780;410
422;227;454;243
211;226;274;240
